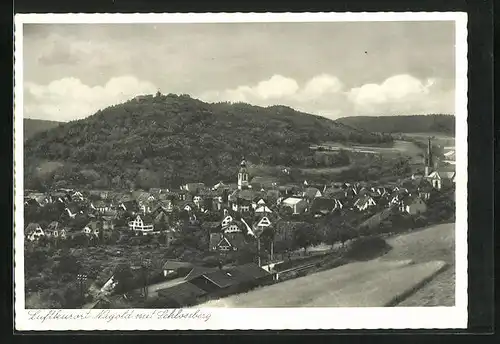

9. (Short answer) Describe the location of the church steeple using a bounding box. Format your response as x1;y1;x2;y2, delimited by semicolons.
238;157;249;190
425;137;434;176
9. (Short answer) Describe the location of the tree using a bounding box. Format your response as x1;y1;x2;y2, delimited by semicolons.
113;264;135;294
292;222;321;255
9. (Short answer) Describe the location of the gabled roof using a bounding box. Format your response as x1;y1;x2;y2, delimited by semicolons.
255;216;272;227
310;197;338;213
184;266;218;281
157;282;207;303
47;221;60;231
255;205;273;213
162;260;194;270
232;263;271;280
354;194;376;206
200;270;240;289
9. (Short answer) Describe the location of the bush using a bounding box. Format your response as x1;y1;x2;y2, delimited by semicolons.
343;236;391;261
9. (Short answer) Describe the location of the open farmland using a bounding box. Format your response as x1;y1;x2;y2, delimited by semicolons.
197;223;455;308
403;132;455;148
312;140;424;162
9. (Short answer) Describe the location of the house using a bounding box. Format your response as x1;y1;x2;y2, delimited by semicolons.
400;195;428;215
25;223;45;241
90;200;112;213
83;221;101;237
64;203;84;219
119;200;140;214
414;179;434;201
281;197;308;215
193;195;204;208
310;197;343;217
209;232;246;252
182;183;206;194
71;191;84;201
162;260;194;277
223;220;243;234
156;282;208;307
353;195;377;211
181;201;196;213
189;263;272;298
229;189;254;213
212;181;227;191
45;221;62;238
128;214;154;233
254;201;273;214
252;216;272;238
152;207;172;229
426;170;456;190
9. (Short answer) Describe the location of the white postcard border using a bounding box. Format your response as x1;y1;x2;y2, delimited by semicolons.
14;12;468;331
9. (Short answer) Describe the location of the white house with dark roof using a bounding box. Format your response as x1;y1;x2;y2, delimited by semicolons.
281;197;308;214
426;170;456;190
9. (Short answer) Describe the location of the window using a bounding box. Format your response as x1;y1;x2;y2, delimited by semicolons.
241;206;250;212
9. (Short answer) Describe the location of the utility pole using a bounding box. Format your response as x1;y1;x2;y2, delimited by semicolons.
257;237;261;267
141;258;152;299
77;273;87;303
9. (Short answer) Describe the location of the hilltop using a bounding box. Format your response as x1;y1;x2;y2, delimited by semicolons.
23;119;61;141
24;93;392;190
335;114;455;135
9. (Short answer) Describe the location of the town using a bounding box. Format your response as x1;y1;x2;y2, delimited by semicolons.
24;139;456;309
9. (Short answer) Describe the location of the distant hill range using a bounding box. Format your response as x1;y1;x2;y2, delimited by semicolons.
24;119;61;141
24;93;392;190
335;114;455;135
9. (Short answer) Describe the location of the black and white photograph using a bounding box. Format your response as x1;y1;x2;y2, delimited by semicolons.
14;13;468;330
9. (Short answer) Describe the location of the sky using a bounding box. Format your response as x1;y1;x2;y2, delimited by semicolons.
22;21;456;122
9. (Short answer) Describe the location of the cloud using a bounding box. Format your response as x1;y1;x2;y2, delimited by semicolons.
24;76;157;121
23;72;454;122
347;74;454;115
199;73;343;108
199;73;454;119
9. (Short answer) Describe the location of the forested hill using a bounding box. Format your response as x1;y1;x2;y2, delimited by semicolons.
24;93;392;190
335;114;455;135
24;119;61;141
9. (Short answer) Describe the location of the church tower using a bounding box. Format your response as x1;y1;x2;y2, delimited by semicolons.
238;158;249;190
424;137;434;177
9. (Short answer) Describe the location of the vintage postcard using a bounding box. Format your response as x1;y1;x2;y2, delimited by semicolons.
14;12;468;330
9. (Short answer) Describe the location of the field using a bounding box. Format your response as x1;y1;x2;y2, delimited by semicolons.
403;132;455;148
383;222;455;306
313;140;424;163
197;223;455;308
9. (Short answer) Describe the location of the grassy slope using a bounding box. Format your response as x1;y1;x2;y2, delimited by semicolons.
197;223;455;308
382;223;455;306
